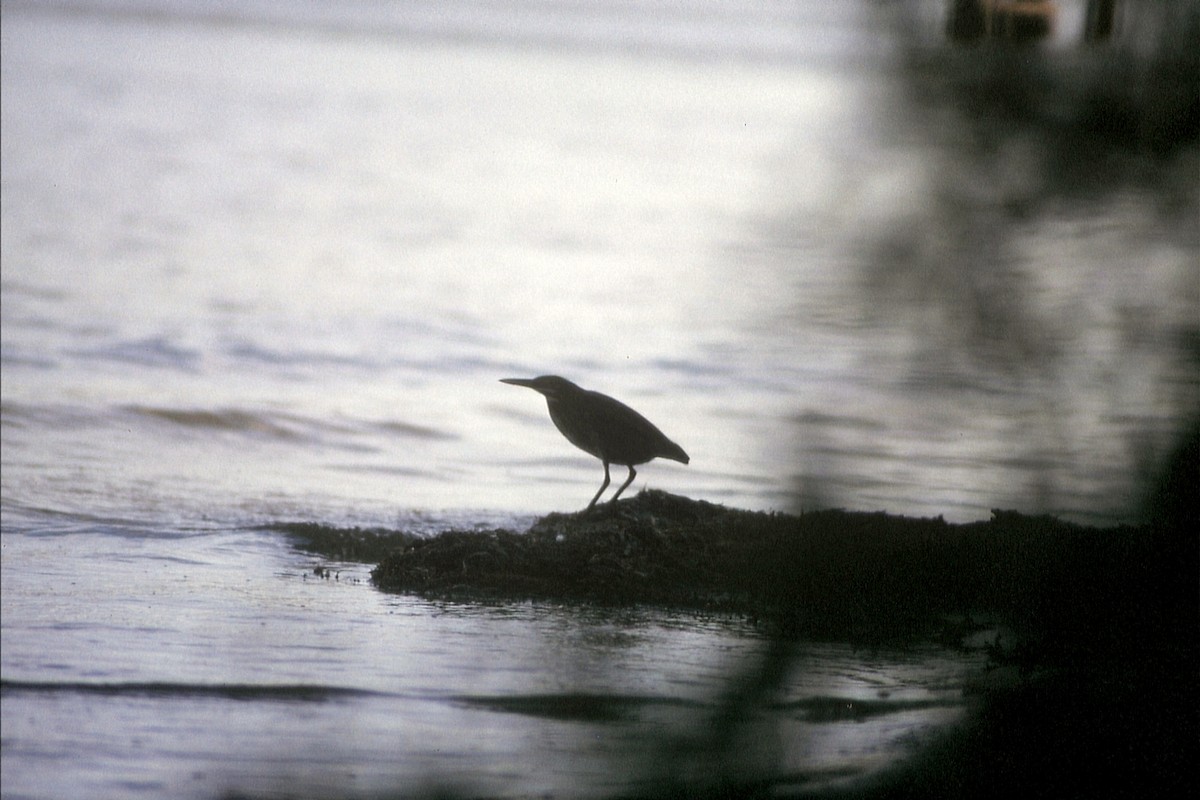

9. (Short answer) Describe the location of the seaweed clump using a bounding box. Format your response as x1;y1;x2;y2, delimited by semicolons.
271;521;417;564
372;491;744;610
370;490;1172;645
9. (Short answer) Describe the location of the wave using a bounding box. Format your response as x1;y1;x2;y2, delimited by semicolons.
449;692;951;724
0;681;709;723
0;400;99;430
453;692;704;723
1;680;958;730
0;679;390;702
4;398;453;467
126;405;308;439
772;695;960;723
70;335;203;372
121;403;455;445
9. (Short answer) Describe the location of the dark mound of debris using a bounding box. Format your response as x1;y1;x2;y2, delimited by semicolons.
370;490;1168;644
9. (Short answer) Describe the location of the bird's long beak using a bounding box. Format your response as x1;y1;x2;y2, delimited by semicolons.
500;378;538;389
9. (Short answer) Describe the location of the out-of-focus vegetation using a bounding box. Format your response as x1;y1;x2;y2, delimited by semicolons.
791;0;1198;522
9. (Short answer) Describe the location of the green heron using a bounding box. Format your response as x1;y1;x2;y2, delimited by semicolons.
500;375;690;510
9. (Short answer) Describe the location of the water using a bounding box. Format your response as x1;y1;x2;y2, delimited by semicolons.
2;1;1196;798
2;505;984;799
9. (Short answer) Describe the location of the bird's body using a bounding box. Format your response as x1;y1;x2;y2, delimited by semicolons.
501;375;689;510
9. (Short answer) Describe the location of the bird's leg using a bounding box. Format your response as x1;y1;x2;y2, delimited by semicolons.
610;465;637;505
586;461;612;511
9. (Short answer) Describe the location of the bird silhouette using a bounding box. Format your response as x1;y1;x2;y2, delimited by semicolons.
500;375;689;510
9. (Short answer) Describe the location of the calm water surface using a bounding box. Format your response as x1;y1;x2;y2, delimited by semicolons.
2;1;1195;798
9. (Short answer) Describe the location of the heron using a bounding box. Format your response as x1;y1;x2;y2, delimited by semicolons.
500;375;689;510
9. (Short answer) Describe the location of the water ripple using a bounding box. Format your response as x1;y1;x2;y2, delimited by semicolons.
0;679;389;703
120;404;455;446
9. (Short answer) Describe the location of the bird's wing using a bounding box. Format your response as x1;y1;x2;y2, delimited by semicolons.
583;390;682;464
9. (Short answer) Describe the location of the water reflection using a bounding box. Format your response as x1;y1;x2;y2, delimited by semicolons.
476;621;983;797
781;0;1198;522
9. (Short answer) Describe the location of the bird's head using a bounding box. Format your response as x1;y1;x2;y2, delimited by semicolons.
499;375;580;399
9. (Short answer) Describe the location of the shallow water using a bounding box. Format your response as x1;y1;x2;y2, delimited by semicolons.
2;1;1196;798
1;505;986;799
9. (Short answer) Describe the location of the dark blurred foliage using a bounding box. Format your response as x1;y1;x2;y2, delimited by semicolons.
819;3;1198;796
760;0;1198;793
792;0;1200;521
